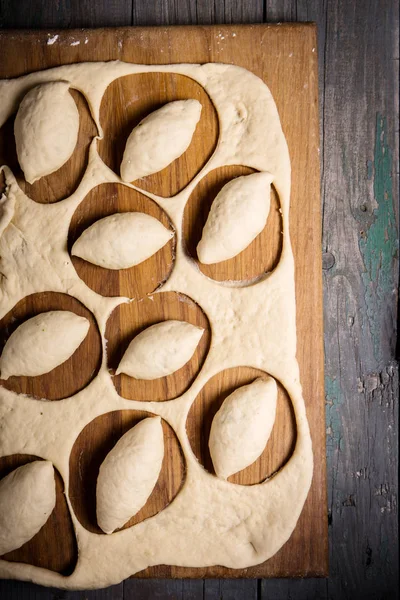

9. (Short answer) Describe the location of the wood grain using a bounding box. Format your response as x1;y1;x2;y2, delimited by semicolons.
183;166;282;281
0;0;132;29
106;292;211;402
0;90;96;204
69;411;185;535
186;367;296;485
263;2;399;599
69;183;175;299
0;455;76;574
0;1;398;599
98;72;218;197
0;292;102;401
0;23;325;581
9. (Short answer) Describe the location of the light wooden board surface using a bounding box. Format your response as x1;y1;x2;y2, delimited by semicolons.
0;24;327;580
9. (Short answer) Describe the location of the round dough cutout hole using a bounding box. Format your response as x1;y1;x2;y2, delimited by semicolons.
0;292;102;401
106;291;211;402
69;183;175;298
69;410;185;534
186;367;296;485
0;454;77;575
98;72;218;197
0;89;96;203
183;166;282;283
68;182;175;298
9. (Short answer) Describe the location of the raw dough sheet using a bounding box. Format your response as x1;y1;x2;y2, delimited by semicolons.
0;57;313;589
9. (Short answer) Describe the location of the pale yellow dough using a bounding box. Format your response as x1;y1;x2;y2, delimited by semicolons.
0;461;56;555
71;212;174;270
209;377;277;480
97;417;164;534
14;82;79;184
120;99;202;182
0;60;313;590
0;189;15;237
197;172;273;264
0;310;90;380
116;320;204;379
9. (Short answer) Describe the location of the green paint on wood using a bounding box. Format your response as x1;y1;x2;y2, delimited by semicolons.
325;375;344;462
367;159;373;181
359;113;398;365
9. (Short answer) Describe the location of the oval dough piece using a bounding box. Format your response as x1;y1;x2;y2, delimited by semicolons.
0;310;90;380
71;212;174;270
120;99;202;182
96;417;164;534
209;377;278;480
14;81;79;184
116;320;204;380
0;461;56;555
197;172;274;264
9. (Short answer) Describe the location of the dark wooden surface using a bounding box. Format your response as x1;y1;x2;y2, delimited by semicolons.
0;0;398;599
0;22;326;579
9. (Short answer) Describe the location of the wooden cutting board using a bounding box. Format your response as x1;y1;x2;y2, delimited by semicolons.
0;24;327;579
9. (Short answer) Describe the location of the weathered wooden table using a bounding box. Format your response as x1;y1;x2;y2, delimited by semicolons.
0;1;398;599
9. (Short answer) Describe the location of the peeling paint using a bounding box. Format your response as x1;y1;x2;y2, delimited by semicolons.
359;113;398;366
367;159;373;180
354;468;369;479
342;494;356;507
325;375;344;460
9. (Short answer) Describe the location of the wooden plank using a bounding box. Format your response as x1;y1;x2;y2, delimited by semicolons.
194;1;264;25
264;1;298;21
0;2;397;600
0;579;124;599
203;579;258;599
320;2;399;599
261;578;328;600
132;0;264;26
0;22;325;582
263;1;399;600
0;0;132;28
265;1;328;123
132;0;198;27
0;580;55;600
125;579;204;599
